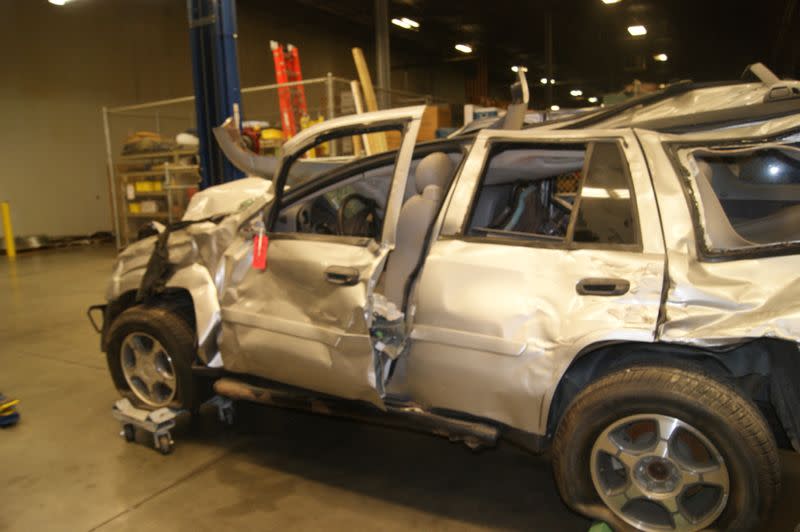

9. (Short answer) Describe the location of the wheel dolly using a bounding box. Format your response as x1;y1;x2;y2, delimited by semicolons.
112;396;235;455
113;398;182;454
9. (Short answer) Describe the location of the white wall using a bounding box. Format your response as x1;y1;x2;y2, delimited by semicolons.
0;0;192;237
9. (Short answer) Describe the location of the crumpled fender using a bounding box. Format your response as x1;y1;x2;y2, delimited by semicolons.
105;179;273;364
106;233;221;363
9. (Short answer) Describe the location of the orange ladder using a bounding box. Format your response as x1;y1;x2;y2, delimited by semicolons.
270;41;308;138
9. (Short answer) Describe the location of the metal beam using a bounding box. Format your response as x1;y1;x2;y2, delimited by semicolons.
545;10;553;108
187;0;245;189
374;0;390;108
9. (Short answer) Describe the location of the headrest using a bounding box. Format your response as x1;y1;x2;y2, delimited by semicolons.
415;152;454;194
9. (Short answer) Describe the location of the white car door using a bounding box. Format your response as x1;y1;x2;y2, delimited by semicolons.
404;128;666;435
218;106;424;406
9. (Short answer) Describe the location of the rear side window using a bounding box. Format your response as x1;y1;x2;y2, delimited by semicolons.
681;140;800;253
573;142;637;244
465;140;638;248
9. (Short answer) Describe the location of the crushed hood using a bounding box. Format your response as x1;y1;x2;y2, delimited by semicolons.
182;177;273;222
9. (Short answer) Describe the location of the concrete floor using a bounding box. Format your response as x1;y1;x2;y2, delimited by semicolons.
1;245;799;532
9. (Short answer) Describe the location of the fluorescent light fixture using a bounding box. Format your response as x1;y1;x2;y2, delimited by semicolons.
653;53;668;62
511;66;528;73
391;18;412;29
49;0;71;4
550;105;560;111
570;89;583;97
627;25;647;36
550;78;556;85
454;43;473;54
540;77;548;85
588;96;599;103
602;0;621;4
401;17;419;28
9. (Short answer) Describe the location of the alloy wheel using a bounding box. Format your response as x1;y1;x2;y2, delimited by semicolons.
590;413;729;531
120;332;177;408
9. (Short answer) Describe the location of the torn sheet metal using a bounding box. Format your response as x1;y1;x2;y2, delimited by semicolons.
370;293;405;359
370;293;408;393
638;127;800;346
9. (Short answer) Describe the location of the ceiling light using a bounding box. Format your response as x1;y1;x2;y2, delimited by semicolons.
454;43;473;54
653;53;668;62
550;79;556;84
540;77;548;85
550;105;560;111
570;89;583;97
602;0;621;4
391;18;412;29
49;0;72;4
511;66;528;73
400;17;419;28
627;25;647;36
588;96;599;103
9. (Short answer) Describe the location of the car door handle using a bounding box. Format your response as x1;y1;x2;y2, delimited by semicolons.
576;278;630;296
324;266;360;286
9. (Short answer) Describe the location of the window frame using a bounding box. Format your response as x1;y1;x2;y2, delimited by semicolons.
666;127;800;262
455;138;643;252
271;139;468;243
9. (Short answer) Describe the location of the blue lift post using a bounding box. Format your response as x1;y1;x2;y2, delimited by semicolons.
187;0;245;189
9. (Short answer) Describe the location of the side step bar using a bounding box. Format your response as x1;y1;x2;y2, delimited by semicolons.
213;377;499;449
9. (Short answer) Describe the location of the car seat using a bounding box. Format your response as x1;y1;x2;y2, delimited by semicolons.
383;152;455;307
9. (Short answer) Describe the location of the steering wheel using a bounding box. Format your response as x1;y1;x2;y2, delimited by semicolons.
338;193;380;237
295;203;335;234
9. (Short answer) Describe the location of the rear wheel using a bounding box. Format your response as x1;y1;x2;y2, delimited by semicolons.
552;365;780;531
106;306;200;411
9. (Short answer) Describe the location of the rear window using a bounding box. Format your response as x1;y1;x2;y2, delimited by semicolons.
682;140;800;253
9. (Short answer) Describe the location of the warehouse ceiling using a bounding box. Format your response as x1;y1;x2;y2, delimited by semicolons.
294;0;800;104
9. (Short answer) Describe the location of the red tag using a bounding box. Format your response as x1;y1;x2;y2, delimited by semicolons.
252;234;269;270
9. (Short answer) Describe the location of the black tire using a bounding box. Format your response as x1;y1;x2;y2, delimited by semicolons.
106;305;199;411
552;365;781;531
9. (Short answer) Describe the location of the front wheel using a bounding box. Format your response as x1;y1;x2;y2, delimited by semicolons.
552;365;781;531
106;306;200;411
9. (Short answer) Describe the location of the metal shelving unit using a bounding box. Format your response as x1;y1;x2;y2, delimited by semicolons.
115;149;200;246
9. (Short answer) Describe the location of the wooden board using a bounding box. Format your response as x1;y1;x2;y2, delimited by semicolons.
351;47;388;153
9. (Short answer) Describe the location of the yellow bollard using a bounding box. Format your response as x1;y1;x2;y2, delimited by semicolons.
1;201;16;259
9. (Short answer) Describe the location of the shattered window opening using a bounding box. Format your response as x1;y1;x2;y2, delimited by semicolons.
685;141;800;250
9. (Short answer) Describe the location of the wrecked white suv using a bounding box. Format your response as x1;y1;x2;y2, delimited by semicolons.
94;67;800;531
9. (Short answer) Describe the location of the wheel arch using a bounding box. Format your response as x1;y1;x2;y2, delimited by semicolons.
102;288;197;351
545;338;800;451
104;262;220;365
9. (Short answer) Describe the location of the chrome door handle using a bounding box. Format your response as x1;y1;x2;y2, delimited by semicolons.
576;278;630;296
324;266;360;286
